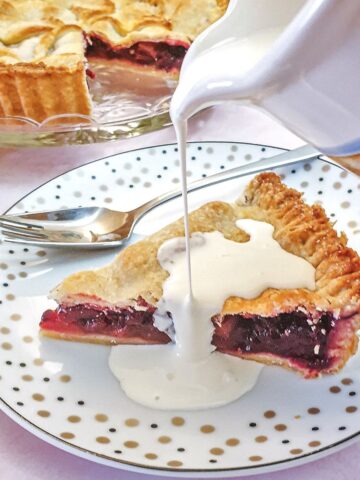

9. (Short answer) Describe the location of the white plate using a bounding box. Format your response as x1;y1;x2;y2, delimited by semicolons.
1;142;360;477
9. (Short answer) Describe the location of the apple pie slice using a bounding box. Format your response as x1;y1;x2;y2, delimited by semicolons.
41;173;360;378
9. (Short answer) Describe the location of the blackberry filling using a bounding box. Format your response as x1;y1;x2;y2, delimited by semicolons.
41;303;170;344
41;304;341;372
212;311;336;370
86;34;189;72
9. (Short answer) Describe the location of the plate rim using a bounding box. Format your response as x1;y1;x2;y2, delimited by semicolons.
1;141;359;476
4;140;285;216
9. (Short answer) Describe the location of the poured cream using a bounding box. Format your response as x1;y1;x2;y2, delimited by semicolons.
109;221;315;409
109;3;313;409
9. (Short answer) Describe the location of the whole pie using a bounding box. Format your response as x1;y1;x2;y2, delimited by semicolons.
41;173;360;378
0;0;228;122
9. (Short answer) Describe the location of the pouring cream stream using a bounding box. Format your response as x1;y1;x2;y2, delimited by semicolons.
109;0;315;409
109;221;315;409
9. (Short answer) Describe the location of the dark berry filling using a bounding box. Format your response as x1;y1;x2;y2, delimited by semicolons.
41;303;344;372
86;34;189;72
212;311;336;370
41;302;170;344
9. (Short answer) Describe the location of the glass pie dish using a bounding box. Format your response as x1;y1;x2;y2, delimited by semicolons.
0;62;176;147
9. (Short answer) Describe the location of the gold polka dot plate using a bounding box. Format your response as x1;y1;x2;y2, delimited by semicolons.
1;142;360;476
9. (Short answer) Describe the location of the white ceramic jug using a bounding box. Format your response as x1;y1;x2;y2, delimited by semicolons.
171;0;360;170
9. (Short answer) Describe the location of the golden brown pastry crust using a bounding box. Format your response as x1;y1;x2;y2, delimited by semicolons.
47;173;360;376
73;0;227;46
0;0;229;121
40;329;166;345
53;173;360;317
0;61;91;122
232;173;360;317
0;9;90;121
52;200;249;306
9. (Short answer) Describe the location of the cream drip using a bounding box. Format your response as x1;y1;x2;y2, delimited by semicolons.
109;2;314;409
109;220;315;409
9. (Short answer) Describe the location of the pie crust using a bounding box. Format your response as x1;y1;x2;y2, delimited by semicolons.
0;0;228;122
41;173;360;377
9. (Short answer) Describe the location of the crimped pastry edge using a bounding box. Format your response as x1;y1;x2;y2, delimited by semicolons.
40;330;168;346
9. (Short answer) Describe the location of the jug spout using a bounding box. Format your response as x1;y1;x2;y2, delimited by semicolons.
170;72;257;122
172;0;360;160
171;0;305;122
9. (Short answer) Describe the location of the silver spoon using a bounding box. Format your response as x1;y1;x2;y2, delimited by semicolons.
0;145;335;249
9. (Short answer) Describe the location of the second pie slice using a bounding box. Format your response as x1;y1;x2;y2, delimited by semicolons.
41;173;360;378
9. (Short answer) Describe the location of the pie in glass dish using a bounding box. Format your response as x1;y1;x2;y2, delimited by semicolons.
0;0;228;122
41;174;360;378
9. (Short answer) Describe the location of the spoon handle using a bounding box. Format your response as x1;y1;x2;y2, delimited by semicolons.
134;144;330;218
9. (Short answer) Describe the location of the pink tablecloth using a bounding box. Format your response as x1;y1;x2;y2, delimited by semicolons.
1;105;359;479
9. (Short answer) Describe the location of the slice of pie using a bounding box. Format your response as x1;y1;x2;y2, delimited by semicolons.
0;0;228;122
40;173;360;378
